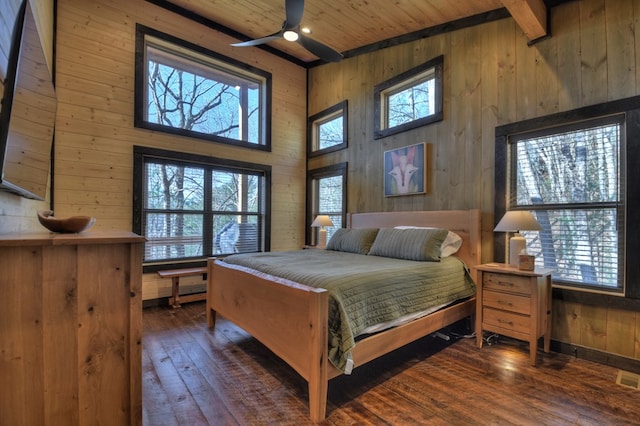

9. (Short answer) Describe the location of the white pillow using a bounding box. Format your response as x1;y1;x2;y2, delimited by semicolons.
394;226;463;258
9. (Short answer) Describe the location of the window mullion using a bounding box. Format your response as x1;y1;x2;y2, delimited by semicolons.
203;168;213;258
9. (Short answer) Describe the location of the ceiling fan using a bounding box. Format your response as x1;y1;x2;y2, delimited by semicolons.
231;0;343;62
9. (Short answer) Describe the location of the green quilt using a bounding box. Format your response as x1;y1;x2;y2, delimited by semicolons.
223;250;476;373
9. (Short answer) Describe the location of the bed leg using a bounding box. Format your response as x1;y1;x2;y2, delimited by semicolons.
308;373;328;421
308;291;329;421
207;307;217;329
206;258;216;329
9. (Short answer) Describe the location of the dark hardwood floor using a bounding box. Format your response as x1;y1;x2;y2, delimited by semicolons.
142;302;639;425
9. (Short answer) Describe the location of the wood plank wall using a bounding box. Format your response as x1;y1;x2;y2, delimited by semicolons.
52;0;307;299
0;0;53;233
307;0;640;361
2;0;638;362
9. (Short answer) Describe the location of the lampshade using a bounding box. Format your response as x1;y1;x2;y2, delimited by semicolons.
494;211;542;232
311;215;334;228
494;211;541;267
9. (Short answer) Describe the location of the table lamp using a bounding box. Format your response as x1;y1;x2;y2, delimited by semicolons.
494;210;542;267
311;215;334;248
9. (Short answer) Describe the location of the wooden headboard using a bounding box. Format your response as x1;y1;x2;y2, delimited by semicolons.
347;210;482;275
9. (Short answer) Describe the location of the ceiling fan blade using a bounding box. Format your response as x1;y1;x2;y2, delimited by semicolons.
231;32;283;47
298;34;343;62
284;0;305;29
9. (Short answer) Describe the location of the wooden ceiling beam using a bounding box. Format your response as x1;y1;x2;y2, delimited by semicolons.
501;0;547;41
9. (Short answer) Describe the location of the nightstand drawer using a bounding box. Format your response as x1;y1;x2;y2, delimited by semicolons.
483;272;532;295
483;307;530;335
483;290;531;315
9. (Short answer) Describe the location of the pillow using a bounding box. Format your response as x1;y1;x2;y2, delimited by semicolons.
368;227;449;261
326;228;379;254
394;226;463;257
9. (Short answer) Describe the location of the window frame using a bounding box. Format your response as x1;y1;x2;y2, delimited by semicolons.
307;100;348;157
134;24;272;152
373;55;443;139
133;146;271;273
495;97;640;302
306;163;348;246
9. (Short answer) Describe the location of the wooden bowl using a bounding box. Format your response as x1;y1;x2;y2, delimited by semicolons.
37;210;96;233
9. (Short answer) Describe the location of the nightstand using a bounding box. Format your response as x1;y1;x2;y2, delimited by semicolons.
474;263;553;366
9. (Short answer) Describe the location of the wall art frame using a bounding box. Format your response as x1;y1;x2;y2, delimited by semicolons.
383;142;426;197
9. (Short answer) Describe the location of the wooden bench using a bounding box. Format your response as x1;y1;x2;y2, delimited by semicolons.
157;266;207;308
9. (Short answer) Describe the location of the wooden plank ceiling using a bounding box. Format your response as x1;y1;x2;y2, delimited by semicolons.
162;0;548;63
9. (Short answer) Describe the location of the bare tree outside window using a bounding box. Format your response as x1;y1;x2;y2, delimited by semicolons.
308;164;347;245
387;78;435;128
512;119;623;289
318;115;343;150
144;163;205;260
135;147;269;264
308;100;347;157
145;45;261;143
318;175;343;241
374;55;443;139
133;29;271;264
134;26;271;150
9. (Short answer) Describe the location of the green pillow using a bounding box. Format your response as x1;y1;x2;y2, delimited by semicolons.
368;228;448;261
326;228;379;254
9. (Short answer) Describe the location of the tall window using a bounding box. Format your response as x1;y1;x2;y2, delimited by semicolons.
509;116;624;292
374;55;443;139
134;25;271;151
307;164;347;245
133;147;270;269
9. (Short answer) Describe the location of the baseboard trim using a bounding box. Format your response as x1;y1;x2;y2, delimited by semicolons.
551;340;640;374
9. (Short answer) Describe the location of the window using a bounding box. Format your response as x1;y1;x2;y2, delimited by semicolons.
133;146;270;270
308;101;347;157
509;117;624;292
307;163;347;245
134;25;271;151
374;55;443;139
496;97;640;299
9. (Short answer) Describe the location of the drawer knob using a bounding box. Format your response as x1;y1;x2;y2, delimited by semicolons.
498;300;513;307
498;318;514;326
497;281;515;287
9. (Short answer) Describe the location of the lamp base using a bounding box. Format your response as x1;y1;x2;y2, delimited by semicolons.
318;228;327;248
509;233;526;268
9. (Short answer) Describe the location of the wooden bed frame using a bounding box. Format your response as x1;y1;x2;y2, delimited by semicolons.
206;209;481;421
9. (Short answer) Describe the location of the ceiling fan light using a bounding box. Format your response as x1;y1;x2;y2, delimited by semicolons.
283;30;299;42
301;27;311;34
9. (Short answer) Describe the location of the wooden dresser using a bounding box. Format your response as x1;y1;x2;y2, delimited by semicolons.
0;231;145;425
474;263;553;366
